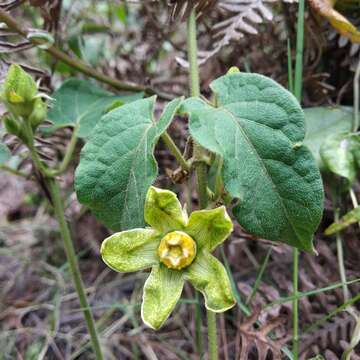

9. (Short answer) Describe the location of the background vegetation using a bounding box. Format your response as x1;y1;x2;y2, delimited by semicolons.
0;1;359;359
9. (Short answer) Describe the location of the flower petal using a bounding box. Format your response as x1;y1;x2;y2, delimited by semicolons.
186;206;233;252
184;251;236;312
101;228;161;272
144;186;187;232
141;264;184;329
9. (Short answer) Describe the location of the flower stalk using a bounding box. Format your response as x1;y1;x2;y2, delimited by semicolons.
293;0;305;358
1;65;104;360
186;8;218;359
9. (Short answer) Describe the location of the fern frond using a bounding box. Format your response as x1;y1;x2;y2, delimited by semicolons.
167;0;218;21
181;0;298;65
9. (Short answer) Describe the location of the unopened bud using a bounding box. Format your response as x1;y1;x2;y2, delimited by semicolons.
3;115;21;136
227;66;240;75
30;97;47;129
1;64;37;117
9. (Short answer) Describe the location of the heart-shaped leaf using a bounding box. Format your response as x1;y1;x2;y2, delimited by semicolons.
182;73;324;252
75;96;183;231
47;78;143;138
304;106;353;169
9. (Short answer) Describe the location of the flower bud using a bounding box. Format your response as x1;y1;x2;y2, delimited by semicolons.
29;97;47;129
3;115;21;136
1;64;37;117
3;115;28;143
227;66;240;75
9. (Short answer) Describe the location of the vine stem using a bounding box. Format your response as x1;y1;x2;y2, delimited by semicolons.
292;0;305;358
0;9;171;100
49;126;79;176
46;178;104;360
353;55;360;132
187;8;218;359
22;122;104;360
334;207;349;301
292;248;299;358
161;132;190;172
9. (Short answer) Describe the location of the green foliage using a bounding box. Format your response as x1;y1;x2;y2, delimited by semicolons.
75;97;183;231
29;98;47;130
47;78;143;138
144;186;187;232
181;73;324;252
325;206;360;235
100;186;236;329
1;64;37;117
0;142;11;164
320;133;360;189
303;106;353;169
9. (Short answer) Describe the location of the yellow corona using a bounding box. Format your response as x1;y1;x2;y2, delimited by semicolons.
158;231;196;270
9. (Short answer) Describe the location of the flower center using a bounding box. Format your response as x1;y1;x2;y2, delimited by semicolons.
158;231;196;270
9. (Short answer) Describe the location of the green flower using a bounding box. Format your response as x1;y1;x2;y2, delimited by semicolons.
101;186;236;329
1;64;37;117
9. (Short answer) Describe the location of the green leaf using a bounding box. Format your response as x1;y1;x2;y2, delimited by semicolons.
325;206;360;235
186;206;233;252
0;142;11;164
144;186;187;233
303;106;353;169
142;264;184;329
47;78;143;138
182;73;324;252
75;96;183;231
184;250;235;312
320;133;360;188
100;228;161;272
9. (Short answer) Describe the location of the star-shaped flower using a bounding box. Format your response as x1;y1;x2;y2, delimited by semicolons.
101;186;236;329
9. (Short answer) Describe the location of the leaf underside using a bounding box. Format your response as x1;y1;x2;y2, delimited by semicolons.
303;106;353;170
0;142;11;164
47;78;143;138
75;96;183;231
182;73;324;251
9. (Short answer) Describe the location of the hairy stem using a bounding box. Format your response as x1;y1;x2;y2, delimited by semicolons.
0;164;28;178
187;8;218;359
207;310;218;360
294;0;305;102
22;122;104;359
292;1;305;358
46;178;104;360
161;132;190;172
50;126;79;177
292;248;299;358
335;208;349;301
353;56;360;132
0;9;171;100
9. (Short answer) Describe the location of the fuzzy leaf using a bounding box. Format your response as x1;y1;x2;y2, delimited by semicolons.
100;229;161;272
47;78;143;138
184;250;235;312
142;264;184;329
303;106;353;169
186;206;233;252
182;73;324;252
320;133;360;188
144;186;187;233
0;142;11;164
325;206;360;235
75;97;183;231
